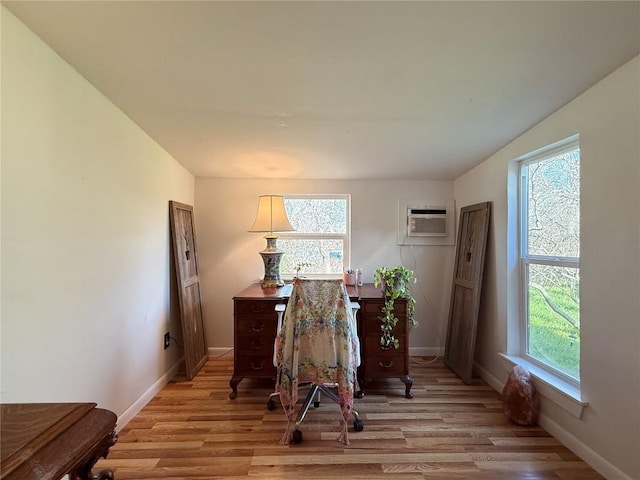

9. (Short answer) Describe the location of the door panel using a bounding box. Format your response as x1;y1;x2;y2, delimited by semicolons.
444;202;491;384
169;201;208;380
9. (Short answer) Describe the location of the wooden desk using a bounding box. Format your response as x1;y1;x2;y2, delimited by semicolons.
230;283;412;399
0;403;117;480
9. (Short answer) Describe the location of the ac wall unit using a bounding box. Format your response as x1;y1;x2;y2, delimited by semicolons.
407;207;447;237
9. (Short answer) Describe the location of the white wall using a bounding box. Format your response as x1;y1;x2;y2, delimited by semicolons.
4;5;637;476
454;57;640;479
0;7;194;421
194;178;455;355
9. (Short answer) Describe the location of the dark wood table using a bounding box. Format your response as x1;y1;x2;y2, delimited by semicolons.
0;403;117;480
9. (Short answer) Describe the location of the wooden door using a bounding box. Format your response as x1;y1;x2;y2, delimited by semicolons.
169;201;208;380
444;202;491;384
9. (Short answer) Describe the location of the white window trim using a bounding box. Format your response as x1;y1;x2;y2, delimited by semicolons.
506;135;586;417
279;194;351;279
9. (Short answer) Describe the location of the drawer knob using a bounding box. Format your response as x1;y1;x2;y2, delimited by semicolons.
251;323;265;333
379;360;394;369
251;340;264;349
250;361;264;371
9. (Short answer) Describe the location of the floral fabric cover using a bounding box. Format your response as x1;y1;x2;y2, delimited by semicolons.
275;278;360;445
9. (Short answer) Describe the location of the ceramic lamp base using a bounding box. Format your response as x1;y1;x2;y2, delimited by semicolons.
259;250;285;288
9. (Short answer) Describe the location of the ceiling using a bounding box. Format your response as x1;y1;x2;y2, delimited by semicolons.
4;1;639;180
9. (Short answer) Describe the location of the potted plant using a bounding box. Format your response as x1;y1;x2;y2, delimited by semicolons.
373;266;418;349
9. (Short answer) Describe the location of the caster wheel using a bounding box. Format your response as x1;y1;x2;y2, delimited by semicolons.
292;429;303;444
267;399;276;411
313;401;320;408
353;419;364;432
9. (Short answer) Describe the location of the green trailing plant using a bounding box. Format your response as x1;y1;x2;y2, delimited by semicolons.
373;266;418;349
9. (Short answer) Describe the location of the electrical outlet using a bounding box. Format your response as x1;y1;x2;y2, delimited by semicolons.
164;332;170;350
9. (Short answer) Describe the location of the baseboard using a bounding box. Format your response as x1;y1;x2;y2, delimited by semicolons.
409;347;445;357
116;357;184;432
474;361;632;480
208;347;234;358
538;414;634;480
117;349;232;431
473;361;505;392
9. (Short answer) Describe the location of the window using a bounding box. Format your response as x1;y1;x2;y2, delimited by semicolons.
519;140;580;383
278;195;350;277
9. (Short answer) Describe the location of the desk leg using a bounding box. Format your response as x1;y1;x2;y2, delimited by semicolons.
400;375;413;399
355;373;365;398
69;430;117;480
229;375;242;399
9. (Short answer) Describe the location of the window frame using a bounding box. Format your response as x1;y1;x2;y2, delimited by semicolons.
278;194;351;279
518;138;581;387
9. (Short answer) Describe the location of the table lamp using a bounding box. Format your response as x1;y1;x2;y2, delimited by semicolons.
248;195;295;288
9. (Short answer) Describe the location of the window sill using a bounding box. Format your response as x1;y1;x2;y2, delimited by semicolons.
498;352;588;419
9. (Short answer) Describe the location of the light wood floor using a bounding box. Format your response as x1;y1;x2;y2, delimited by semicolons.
95;354;603;479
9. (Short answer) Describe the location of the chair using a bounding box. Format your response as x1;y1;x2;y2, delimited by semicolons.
271;278;363;445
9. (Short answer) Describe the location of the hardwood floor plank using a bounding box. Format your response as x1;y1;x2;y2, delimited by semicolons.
419;472;562;479
250;452;475;466
96;458;159;468
381;462;479;474
366;412;443;420
475;460;595;472
94;356;604;479
406;437;494;447
113;441;205;450
469;452;564;462
248;465;420;479
490;437;564;447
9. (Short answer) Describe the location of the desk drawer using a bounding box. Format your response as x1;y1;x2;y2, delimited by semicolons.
236;335;273;356
235;354;276;376
365;334;407;354
235;315;277;336
366;351;406;376
363;318;407;337
363;300;406;316
236;300;280;314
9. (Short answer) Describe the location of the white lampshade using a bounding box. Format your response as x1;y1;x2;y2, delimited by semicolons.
248;195;294;288
248;195;294;233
